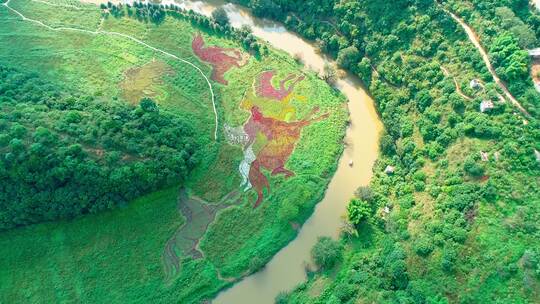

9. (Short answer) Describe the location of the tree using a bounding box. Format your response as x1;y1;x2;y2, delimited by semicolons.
347;198;371;225
278;203;299;221
140;97;158;112
357;57;373;85
337;46;361;70
355;185;374;202
0;65;199;230
441;246;457;272
495;7;537;49
334;283;355;302
463;156;485;178
320;63;337;84
380;133;396;155
489;34;530;81
414;236;434;257
311;237;342;270
250;0;282;19
385;244;409;290
212;7;229;26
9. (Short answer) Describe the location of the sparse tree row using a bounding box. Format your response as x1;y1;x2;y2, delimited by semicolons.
0;65;200;230
102;2;266;56
230;0;540;303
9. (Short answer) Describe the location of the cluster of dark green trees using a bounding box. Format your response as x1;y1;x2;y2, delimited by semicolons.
101;1;166;24
0;65;200;230
229;0;540;303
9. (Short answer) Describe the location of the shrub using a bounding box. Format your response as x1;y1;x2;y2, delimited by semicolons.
463;156;485;178
275;291;289;304
334;283;355;302
414;181;426;192
140;97;158;112
347;198;372;225
441;246;458;273
311;237;342;270
414;236;435;257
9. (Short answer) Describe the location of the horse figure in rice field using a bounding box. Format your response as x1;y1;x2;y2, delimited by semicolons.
226;70;328;207
241;104;328;207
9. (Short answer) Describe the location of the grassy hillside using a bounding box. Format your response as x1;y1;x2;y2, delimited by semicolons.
0;0;347;303
231;0;540;303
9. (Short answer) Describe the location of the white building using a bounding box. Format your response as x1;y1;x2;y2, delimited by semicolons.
480;100;494;113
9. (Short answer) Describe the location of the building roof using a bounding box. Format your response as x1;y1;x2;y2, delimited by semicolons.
480;100;494;113
480;151;489;162
529;48;540;56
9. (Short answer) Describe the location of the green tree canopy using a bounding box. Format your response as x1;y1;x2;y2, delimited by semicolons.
212;7;229;26
311;236;343;270
337;46;361;70
489;33;530;81
347;198;372;225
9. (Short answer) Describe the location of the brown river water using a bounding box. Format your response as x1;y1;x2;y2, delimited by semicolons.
82;0;382;302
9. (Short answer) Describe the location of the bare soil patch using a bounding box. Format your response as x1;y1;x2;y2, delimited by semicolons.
120;59;174;105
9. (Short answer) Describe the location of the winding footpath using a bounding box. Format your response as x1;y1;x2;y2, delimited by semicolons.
442;7;531;117
2;0;220;140
440;66;474;101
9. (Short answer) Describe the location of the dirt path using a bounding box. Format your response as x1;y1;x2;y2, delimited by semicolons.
440;5;531;117
440;66;473;101
30;0;85;10
2;0;220;140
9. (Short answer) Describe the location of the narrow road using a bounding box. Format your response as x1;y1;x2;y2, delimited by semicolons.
2;0;220;140
442;6;531;117
30;0;85;10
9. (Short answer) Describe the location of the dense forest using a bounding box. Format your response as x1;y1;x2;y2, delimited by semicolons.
0;65;199;230
228;0;540;303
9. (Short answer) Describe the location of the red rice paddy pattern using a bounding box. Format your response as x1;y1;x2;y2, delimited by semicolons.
243;105;328;207
192;34;248;85
163;61;328;279
256;70;305;101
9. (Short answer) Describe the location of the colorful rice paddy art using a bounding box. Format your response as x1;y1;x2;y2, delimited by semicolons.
192;33;249;85
256;70;305;101
226;70;329;207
